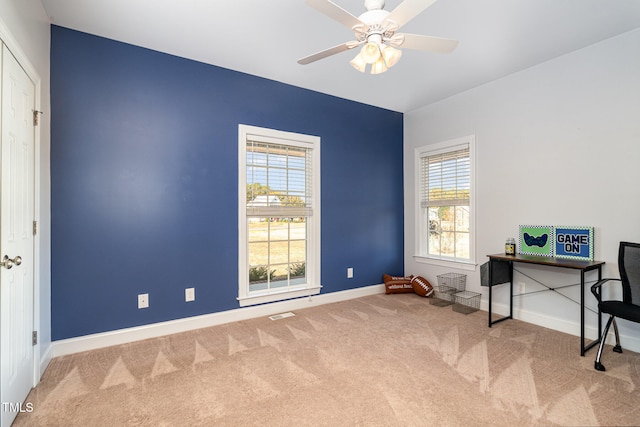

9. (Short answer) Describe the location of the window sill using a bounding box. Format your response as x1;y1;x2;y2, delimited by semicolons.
414;255;477;272
238;285;322;307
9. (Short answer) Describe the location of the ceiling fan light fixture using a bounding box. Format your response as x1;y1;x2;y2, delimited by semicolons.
298;0;458;76
381;45;402;68
349;52;367;72
360;41;381;64
370;56;388;74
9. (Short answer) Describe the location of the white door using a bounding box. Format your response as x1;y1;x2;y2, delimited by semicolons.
0;42;35;427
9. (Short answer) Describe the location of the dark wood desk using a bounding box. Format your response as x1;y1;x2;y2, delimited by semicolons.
486;253;605;356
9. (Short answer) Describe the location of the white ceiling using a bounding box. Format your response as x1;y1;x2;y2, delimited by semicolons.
40;0;640;113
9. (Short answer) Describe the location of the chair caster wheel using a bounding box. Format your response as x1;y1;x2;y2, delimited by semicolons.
613;345;623;353
594;361;606;371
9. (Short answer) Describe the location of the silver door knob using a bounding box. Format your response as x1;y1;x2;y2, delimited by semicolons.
1;255;21;269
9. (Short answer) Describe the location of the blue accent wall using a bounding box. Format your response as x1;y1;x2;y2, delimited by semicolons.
50;26;404;340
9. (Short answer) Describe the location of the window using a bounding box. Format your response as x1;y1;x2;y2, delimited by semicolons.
416;135;475;267
238;125;321;306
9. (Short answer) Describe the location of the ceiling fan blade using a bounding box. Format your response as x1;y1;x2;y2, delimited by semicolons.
305;0;363;29
385;0;437;29
397;33;458;54
298;42;358;65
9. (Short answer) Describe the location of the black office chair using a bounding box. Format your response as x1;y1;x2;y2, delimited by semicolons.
590;241;640;371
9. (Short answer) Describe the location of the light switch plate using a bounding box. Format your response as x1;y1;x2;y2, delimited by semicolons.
185;287;195;302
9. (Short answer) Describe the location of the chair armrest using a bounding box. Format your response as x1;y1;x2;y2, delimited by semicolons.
590;278;622;301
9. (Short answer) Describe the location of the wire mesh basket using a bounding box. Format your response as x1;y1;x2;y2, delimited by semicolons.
453;290;481;314
430;285;456;307
437;273;467;292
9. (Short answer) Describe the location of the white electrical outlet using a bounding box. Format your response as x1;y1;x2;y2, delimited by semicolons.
347;267;354;279
138;293;149;309
185;287;195;302
517;282;526;294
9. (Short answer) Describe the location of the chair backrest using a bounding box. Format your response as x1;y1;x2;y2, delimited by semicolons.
618;241;640;305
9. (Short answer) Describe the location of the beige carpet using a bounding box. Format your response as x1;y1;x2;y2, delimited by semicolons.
15;294;640;426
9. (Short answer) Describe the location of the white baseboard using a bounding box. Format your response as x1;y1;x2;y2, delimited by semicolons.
52;284;386;357
38;344;52;379
485;300;640;353
53;284;640;357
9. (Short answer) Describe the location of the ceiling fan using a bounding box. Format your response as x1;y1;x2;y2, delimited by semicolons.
298;0;458;74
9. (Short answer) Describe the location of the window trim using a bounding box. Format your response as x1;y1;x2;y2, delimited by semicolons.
414;135;476;268
238;124;321;307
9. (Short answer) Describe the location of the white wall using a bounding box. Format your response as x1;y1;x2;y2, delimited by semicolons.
0;0;52;374
404;29;640;352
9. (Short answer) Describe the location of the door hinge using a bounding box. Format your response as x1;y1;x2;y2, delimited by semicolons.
33;220;37;236
33;110;43;126
32;331;38;346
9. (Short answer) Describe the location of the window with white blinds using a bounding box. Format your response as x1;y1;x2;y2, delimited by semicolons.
238;125;321;307
420;148;470;209
246;140;313;218
416;136;474;264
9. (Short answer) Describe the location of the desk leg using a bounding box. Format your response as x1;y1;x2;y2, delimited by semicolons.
488;261;493;328
581;266;604;356
597;267;602;342
581;270;585;356
488;259;513;327
509;261;514;319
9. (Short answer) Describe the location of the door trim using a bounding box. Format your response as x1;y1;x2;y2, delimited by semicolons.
0;16;45;384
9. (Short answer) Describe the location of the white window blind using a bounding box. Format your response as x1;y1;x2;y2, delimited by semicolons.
246;139;313;218
420;147;470;208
